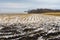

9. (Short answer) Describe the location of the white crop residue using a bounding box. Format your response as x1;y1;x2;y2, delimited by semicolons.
0;14;60;40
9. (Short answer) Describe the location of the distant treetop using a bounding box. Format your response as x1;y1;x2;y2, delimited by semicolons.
26;9;60;13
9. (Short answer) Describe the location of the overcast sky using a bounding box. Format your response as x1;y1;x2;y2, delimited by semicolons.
0;0;60;13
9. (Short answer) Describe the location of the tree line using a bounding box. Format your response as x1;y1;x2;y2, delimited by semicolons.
26;9;60;13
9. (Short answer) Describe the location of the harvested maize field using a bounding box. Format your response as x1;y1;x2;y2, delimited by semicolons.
0;14;60;40
43;12;60;16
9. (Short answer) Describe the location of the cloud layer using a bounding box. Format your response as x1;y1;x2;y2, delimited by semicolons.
0;0;60;13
